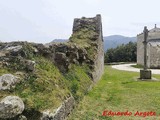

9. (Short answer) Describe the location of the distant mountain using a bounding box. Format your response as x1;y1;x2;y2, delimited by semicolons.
104;35;136;51
51;39;68;43
51;35;136;52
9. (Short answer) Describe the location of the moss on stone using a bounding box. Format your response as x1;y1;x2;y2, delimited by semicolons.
64;64;92;101
69;25;99;61
0;55;92;112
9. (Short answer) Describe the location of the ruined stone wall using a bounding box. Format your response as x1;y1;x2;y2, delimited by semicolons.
71;14;104;82
52;14;104;82
0;15;104;120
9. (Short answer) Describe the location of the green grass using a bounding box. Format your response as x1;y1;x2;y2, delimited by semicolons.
0;56;92;112
0;57;70;111
64;64;92;101
131;64;143;68
68;65;160;120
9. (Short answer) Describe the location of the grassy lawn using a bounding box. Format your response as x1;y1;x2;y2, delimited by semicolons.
68;65;160;120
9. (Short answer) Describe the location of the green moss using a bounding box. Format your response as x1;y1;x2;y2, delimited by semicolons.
0;55;92;112
13;57;70;111
20;43;35;59
69;27;98;60
0;69;10;76
64;64;92;101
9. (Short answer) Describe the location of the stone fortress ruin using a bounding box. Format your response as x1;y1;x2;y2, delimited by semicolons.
137;24;160;68
0;14;104;119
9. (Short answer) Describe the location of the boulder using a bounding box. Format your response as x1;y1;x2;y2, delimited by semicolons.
0;74;20;90
0;96;25;119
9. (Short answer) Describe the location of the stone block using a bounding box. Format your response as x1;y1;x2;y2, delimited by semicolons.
140;69;152;79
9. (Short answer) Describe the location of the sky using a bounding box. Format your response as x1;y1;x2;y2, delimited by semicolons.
0;0;160;43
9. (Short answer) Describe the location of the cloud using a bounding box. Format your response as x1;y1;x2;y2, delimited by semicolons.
82;0;101;4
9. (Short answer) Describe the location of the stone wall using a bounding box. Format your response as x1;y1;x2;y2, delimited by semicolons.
49;14;104;82
137;34;144;66
71;14;104;82
148;41;160;68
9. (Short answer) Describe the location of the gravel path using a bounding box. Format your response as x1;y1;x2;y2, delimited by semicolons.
112;63;160;74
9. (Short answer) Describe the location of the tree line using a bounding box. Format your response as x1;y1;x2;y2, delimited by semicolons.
105;42;137;63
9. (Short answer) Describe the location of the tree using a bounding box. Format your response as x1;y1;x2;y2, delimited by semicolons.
105;42;137;63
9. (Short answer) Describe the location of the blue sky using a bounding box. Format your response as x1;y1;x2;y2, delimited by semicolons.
0;0;160;43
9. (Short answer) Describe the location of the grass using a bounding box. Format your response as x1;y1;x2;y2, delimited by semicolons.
68;65;160;120
0;56;92;113
0;57;69;111
131;64;143;68
64;64;92;101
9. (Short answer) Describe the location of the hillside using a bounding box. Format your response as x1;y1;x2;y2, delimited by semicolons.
52;35;136;52
104;35;136;51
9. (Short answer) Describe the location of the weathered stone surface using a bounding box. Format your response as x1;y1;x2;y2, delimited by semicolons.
54;52;70;73
0;96;25;119
72;14;104;82
51;43;88;72
18;115;27;120
6;45;23;56
34;43;51;56
41;96;75;120
0;74;20;90
140;69;152;79
24;60;36;72
73;17;97;33
0;43;24;58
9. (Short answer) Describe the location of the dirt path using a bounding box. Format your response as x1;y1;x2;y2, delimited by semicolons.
112;63;160;74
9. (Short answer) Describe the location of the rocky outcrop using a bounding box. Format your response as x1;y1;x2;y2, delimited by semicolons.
0;96;25;119
0;74;20;90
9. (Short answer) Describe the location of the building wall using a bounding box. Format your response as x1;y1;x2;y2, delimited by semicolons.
137;30;160;68
148;42;160;68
